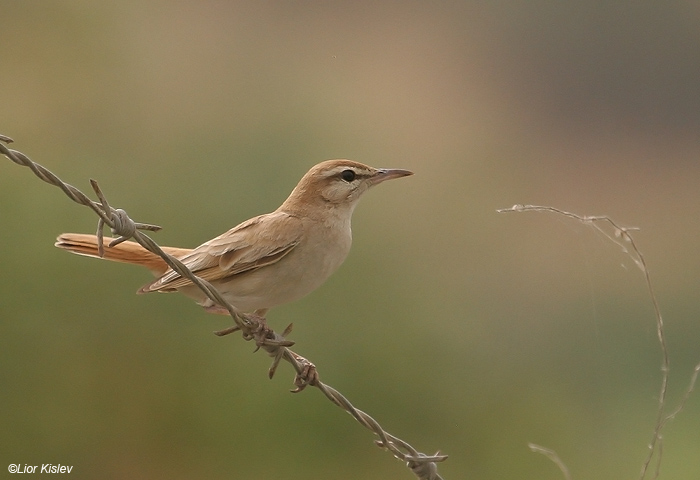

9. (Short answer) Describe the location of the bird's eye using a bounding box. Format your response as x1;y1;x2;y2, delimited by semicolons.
340;169;356;182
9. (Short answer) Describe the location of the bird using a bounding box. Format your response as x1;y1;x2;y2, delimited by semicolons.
55;159;413;322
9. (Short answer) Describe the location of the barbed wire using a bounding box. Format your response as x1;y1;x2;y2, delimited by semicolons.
1;134;448;480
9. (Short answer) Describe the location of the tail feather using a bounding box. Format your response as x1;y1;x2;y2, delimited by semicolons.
55;233;191;277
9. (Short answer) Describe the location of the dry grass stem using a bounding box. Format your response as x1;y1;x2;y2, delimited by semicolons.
499;204;698;480
528;443;572;480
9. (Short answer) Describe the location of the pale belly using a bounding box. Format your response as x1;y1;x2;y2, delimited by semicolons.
177;220;352;313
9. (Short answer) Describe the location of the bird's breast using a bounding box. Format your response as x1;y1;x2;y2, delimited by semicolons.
204;217;352;312
293;216;352;285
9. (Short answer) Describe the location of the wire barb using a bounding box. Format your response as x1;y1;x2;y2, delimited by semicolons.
3;134;447;480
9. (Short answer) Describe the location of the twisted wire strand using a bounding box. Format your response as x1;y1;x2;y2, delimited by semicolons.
2;134;447;480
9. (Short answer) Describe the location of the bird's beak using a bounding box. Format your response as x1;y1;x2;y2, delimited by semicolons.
369;168;414;185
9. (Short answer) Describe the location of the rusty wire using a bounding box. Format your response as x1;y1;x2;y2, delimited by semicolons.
1;134;447;480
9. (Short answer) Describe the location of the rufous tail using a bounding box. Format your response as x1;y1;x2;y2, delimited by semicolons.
55;233;192;276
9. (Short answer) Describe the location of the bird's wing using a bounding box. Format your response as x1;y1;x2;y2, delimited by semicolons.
139;211;304;292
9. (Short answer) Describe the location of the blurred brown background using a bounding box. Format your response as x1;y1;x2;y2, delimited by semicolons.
2;2;699;479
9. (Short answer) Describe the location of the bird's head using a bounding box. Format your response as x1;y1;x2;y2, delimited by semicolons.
281;159;413;216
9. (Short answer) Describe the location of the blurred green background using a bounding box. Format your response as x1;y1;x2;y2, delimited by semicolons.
2;2;700;479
